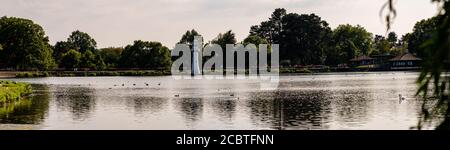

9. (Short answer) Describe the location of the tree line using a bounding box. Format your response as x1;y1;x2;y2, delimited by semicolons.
0;8;438;71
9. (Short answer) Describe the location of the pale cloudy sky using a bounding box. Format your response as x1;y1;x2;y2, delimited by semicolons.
0;0;439;48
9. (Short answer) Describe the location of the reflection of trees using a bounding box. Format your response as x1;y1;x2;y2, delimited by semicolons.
332;90;371;126
175;98;203;124
0;84;50;124
279;90;331;129
210;98;236;122
126;96;168;115
54;87;95;121
248;90;332;130
247;92;278;128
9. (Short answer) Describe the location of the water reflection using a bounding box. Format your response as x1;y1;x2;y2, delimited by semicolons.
210;98;236;123
53;86;95;121
126;96;168;115
278;90;332;129
247;92;280;128
0;84;49;124
0;72;425;129
175;98;204;126
332;90;371;127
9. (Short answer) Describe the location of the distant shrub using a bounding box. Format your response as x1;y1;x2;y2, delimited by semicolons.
0;80;32;103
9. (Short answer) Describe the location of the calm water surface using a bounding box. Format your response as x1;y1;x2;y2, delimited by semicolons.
0;72;424;130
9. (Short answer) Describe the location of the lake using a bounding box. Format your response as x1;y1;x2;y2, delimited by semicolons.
0;72;425;130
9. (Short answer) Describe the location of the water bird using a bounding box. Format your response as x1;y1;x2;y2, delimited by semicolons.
145;83;149;86
133;84;136;86
122;84;125;86
158;83;161;86
230;94;235;97
114;84;117;87
174;94;180;97
399;94;406;104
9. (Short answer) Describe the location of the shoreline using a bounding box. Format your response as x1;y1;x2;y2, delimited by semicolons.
0;70;422;78
0;80;32;104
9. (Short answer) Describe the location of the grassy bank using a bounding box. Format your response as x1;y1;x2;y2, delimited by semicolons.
15;70;171;78
280;68;313;73
11;67;348;78
0;81;32;103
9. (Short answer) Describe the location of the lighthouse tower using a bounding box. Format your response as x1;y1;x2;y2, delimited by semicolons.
191;36;202;76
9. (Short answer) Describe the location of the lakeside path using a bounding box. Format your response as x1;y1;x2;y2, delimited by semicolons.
0;71;17;78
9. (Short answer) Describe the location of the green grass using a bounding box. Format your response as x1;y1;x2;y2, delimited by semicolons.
16;72;49;78
280;68;313;73
15;70;171;78
0;98;32;118
0;80;32;103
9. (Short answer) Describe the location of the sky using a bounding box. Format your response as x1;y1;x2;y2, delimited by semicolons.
0;0;439;48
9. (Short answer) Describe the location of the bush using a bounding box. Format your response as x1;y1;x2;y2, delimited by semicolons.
16;72;50;78
0;80;32;103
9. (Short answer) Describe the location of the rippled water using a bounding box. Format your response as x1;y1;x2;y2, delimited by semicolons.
0;72;425;130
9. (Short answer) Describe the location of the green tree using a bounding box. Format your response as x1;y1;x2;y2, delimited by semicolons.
100;47;123;68
120;40;171;69
330;24;373;64
0;16;55;70
178;29;202;46
53;41;73;62
211;30;237;69
250;8;286;44
211;30;237;50
387;31;398;45
79;50;105;70
281;13;332;65
67;30;97;53
60;49;81;69
251;9;333;66
242;35;269;47
372;35;392;55
54;30;105;70
407;17;439;58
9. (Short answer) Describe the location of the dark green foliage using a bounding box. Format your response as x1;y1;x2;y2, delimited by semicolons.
67;30;97;53
211;30;237;50
53;41;73;62
242;35;269;47
330;24;373;64
16;72;49;78
100;47;123;68
79;50;106;70
55;30;106;70
407;17;439;58
178;29;202;46
0;16;55;70
60;49;81;69
250;8;286;44
119;40;172;70
251;9;332;66
387;32;398;45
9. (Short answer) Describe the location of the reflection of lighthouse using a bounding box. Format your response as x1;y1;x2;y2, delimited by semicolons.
191;36;202;76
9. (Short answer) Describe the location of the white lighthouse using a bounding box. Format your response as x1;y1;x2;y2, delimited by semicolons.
191;36;202;76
